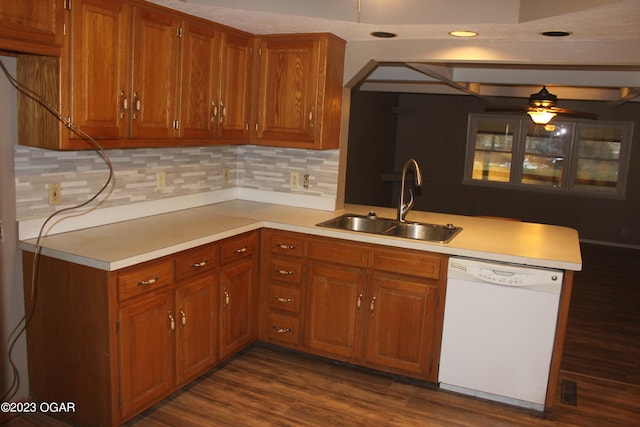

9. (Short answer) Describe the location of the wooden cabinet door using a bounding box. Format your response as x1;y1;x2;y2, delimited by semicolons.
255;37;319;144
178;19;219;139
175;274;218;385
130;5;180;139
69;0;130;140
0;0;61;51
364;272;439;379
305;263;366;359
217;31;252;142
118;292;175;419
219;258;256;360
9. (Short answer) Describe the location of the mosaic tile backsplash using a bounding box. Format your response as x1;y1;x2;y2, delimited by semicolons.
14;144;340;220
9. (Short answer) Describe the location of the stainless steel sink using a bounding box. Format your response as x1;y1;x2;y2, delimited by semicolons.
382;221;462;243
316;214;397;234
316;213;462;243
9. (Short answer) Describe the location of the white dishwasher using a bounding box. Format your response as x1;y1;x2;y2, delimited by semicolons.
438;257;563;411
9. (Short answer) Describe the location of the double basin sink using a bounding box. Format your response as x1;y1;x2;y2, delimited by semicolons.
317;213;462;244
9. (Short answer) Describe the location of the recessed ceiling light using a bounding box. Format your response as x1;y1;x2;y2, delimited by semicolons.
541;31;572;37
370;31;397;38
449;30;478;38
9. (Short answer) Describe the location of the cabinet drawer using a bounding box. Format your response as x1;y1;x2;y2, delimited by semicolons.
267;313;300;345
220;232;257;265
372;247;444;279
269;231;305;257
307;237;369;267
269;259;303;284
174;245;219;281
268;285;301;313
118;260;174;301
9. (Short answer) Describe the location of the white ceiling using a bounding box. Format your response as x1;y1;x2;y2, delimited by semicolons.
149;0;640;104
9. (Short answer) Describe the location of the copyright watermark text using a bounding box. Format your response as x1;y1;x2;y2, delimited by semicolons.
1;401;76;413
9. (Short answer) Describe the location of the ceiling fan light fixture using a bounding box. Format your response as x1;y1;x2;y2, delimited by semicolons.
527;109;557;125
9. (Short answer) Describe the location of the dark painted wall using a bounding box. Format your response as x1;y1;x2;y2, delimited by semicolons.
346;90;640;246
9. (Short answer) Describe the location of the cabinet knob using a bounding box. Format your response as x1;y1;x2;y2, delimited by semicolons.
191;260;208;269
137;276;158;287
274;296;294;303
275;269;294;276
370;296;377;316
168;311;175;332
276;243;296;250
223;289;230;308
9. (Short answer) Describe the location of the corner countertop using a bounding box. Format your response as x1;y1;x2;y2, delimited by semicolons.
19;200;582;272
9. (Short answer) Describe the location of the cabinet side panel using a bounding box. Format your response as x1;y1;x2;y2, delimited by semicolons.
22;252;115;426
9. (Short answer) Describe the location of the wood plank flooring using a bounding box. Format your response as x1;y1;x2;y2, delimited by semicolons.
4;243;640;426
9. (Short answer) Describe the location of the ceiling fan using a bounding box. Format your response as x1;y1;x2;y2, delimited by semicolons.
486;86;598;124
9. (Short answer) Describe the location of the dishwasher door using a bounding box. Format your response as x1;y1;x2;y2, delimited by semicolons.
438;257;563;411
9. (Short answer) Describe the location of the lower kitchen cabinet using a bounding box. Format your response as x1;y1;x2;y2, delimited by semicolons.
260;230;448;382
118;292;175;418
218;232;259;360
21;231;258;427
305;263;366;359
364;272;439;376
219;258;257;360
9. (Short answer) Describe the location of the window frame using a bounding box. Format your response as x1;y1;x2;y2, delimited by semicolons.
463;114;634;199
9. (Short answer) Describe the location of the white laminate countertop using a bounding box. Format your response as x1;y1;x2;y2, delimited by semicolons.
19;200;582;272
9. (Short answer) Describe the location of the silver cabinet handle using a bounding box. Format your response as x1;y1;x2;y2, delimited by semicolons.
276;269;294;276
180;307;186;329
276;243;296;250
191;260;208;268
370;296;377;316
272;325;292;334
233;247;247;254
137;276;158;287
168;311;175;332
274;296;294;303
357;292;364;312
223;289;230;309
120;90;128;118
211;102;218;122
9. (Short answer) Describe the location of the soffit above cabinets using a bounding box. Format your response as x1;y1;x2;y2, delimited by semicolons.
358;63;640;104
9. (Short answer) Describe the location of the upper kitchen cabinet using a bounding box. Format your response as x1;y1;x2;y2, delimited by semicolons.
215;31;253;143
129;4;180;140
0;0;63;55
253;33;345;150
68;0;131;142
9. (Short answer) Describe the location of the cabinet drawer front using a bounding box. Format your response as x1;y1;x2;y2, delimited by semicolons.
267;313;300;345
307;238;369;267
220;232;257;265
269;259;303;284
269;232;305;257
372;248;444;279
175;245;219;281
268;285;301;313
118;260;174;301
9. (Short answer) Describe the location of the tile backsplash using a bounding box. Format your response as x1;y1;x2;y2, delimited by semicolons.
14;144;340;221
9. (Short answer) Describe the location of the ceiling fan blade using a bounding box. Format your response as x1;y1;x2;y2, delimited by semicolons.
549;107;598;120
485;105;528;113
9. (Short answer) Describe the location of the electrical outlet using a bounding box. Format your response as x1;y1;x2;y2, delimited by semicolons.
290;172;300;187
222;167;229;183
303;173;310;189
49;182;61;205
156;172;166;191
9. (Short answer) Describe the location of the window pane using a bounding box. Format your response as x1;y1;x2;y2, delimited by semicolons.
574;126;624;192
471;119;515;182
521;123;570;187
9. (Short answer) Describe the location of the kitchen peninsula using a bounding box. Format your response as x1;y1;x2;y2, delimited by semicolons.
20;200;581;426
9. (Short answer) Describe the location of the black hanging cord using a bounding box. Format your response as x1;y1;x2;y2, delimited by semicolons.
0;58;114;402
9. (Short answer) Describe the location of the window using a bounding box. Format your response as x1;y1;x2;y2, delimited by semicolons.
464;114;633;198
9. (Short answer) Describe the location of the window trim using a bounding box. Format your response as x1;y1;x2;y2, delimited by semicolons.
463;114;634;199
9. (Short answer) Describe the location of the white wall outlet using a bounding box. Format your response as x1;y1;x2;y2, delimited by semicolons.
222;167;230;183
156;172;166;191
290;172;300;187
48;182;61;205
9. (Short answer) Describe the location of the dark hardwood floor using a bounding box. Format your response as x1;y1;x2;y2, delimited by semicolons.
4;243;640;426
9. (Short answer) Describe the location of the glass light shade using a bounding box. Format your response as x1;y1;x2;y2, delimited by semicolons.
527;109;557;124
